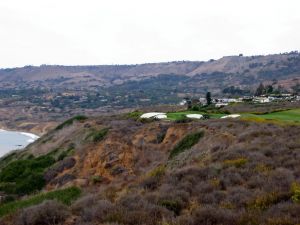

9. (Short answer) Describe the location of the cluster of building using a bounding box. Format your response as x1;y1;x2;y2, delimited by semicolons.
180;93;300;108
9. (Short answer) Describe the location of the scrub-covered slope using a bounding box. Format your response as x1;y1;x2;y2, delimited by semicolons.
0;114;300;225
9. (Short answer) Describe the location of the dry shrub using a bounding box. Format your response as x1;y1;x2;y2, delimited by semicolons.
140;176;161;190
193;181;215;195
120;204;171;225
263;202;300;225
73;193;172;225
197;190;227;205
191;206;238;225
44;157;76;183
238;130;273;142
71;194;99;213
72;194;115;223
80;200;114;222
50;173;76;186
140;165;166;190
248;191;291;211
224;186;253;208
264;168;294;193
219;170;244;188
247;174;266;189
15;200;69;225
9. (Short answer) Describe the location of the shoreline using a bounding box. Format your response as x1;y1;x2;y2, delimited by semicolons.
0;129;40;157
0;121;57;137
20;132;40;140
0;125;40;136
0;128;40;139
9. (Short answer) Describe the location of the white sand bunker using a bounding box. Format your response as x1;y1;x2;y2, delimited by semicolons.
140;112;167;119
155;114;167;119
221;114;241;119
186;114;203;119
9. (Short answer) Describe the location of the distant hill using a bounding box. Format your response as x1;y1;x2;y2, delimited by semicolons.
0;51;299;131
0;51;300;94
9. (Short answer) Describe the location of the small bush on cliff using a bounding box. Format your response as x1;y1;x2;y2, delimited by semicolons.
55;115;88;130
141;165;166;190
85;128;109;143
291;182;300;203
223;158;248;168
159;199;182;215
92;128;109;142
125;111;143;120
169;131;204;159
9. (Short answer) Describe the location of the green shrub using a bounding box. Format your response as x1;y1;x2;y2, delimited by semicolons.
15;174;46;195
203;114;210;119
55;115;88;130
255;164;272;174
0;155;56;195
291;182;300;203
0;152;18;169
192;105;201;111
175;117;192;123
0;187;81;217
57;147;75;161
92;128;109;142
125;111;143;120
91;175;103;184
169;131;204;159
85;128;109;143
138;118;157;123
247;192;283;210
223;158;248;168
57;151;68;161
147;165;166;179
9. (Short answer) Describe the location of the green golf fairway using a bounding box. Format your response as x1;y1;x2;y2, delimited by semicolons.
166;111;226;120
241;109;300;124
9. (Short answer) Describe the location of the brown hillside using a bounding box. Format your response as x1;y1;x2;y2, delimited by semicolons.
0;52;299;91
1;114;300;224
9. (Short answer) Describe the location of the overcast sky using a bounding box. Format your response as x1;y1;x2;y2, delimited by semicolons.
0;0;300;68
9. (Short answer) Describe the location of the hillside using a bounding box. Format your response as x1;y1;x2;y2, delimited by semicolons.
0;108;300;224
0;52;300;93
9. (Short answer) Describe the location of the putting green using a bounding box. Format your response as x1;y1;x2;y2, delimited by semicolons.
166;111;226;120
166;108;300;125
241;109;300;124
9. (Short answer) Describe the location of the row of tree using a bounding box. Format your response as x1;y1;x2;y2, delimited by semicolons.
255;83;288;96
255;83;273;96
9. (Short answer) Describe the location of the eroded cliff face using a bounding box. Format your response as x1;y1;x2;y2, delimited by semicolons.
16;112;299;195
22;115;257;192
33;117;204;190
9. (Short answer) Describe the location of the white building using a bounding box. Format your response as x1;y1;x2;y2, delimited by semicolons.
254;97;270;103
215;103;229;107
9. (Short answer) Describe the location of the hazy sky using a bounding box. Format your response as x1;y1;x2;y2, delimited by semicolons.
0;0;300;68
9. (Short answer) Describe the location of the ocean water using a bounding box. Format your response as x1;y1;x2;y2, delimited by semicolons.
0;129;39;157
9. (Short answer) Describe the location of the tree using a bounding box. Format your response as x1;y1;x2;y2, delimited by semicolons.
255;83;265;96
222;86;246;95
265;85;273;94
206;92;212;105
292;83;300;94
